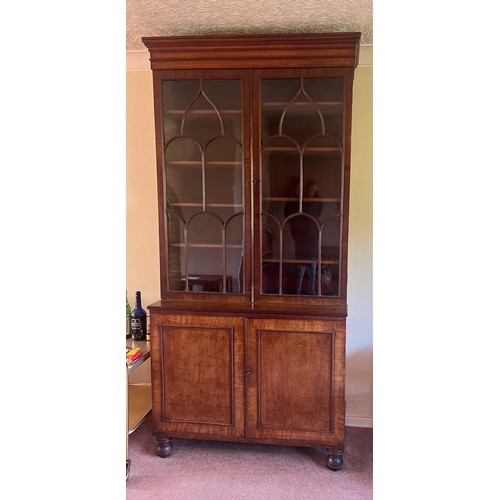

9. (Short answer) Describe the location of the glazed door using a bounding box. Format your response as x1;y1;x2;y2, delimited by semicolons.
246;318;345;445
154;69;252;300
151;313;246;439
253;68;354;304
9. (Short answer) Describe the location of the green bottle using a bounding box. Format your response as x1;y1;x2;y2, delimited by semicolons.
126;290;132;338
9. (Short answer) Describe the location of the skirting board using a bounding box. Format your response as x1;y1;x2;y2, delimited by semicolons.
346;415;373;428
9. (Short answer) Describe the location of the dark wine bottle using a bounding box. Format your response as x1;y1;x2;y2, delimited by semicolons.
130;291;147;341
126;290;132;339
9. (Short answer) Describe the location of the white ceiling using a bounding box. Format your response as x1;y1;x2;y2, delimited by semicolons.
126;0;373;52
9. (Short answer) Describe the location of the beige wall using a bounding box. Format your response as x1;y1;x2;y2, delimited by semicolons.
346;62;373;425
126;69;159;309
126;49;373;426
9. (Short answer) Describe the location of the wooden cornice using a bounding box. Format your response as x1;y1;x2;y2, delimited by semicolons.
142;33;361;70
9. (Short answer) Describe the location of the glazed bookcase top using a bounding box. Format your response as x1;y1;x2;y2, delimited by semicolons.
144;33;360;314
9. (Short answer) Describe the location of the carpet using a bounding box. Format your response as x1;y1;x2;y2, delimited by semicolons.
127;414;372;499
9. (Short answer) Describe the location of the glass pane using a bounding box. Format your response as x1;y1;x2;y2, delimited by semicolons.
163;80;199;139
261;214;280;294
203;80;242;111
165;137;202;221
166;211;184;291
261;79;300;141
283;215;320;295
261;136;300;221
183;94;224;146
185;213;223;292
320;218;341;296
203;80;242;144
226;214;244;293
260;76;343;297
162;77;243;294
303;136;342;223
205;137;243;220
304;78;344;139
281;93;324;145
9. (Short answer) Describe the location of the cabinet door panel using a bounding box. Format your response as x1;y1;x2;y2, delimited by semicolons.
246;318;345;445
151;313;245;438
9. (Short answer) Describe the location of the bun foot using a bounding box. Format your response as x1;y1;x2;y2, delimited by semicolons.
326;448;344;471
156;436;173;458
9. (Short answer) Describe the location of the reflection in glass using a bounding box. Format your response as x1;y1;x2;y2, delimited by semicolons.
284;179;322;295
260;77;344;297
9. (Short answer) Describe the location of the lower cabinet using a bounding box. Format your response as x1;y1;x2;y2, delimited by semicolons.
150;309;346;470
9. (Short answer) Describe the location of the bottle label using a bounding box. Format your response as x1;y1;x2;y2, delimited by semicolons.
131;318;142;333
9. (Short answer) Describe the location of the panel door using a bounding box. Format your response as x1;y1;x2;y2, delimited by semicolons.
246;317;345;445
150;312;246;439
